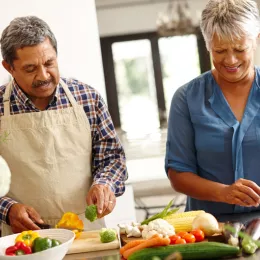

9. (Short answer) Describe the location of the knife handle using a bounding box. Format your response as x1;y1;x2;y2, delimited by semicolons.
34;222;51;229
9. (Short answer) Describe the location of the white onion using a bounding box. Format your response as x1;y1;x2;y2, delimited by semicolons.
192;212;220;236
0;156;11;197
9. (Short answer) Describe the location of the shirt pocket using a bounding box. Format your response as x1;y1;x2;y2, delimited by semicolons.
191;115;230;153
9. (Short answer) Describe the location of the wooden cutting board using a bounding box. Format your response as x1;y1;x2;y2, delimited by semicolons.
67;230;120;254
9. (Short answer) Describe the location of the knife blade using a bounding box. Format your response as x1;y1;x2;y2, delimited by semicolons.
34;222;84;232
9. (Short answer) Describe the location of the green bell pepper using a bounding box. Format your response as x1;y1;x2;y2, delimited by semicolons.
32;237;61;253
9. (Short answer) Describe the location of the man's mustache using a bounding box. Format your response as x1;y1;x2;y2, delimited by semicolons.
32;78;53;88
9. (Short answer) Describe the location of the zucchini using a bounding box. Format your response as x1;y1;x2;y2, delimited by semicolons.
128;242;240;260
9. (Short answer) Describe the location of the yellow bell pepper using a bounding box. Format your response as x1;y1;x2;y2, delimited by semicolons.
55;212;84;239
15;230;39;247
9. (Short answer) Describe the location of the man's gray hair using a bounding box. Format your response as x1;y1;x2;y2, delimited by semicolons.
0;16;57;66
200;0;260;50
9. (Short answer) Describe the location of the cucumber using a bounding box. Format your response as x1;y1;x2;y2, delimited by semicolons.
128;242;240;260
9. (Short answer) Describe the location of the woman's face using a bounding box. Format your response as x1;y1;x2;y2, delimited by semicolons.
211;34;257;83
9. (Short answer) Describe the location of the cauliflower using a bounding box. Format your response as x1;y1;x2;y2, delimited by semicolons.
141;218;175;239
85;204;98;222
100;228;117;243
117;223;142;237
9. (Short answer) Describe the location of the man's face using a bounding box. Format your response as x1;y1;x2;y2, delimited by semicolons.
3;37;60;99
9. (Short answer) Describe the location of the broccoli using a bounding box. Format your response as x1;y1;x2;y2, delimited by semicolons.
85;204;98;222
100;228;117;243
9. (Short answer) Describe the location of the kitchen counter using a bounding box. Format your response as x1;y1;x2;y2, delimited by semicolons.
63;249;260;260
63;211;260;260
63;249;120;260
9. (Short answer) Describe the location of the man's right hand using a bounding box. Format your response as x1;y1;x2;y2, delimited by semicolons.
8;203;44;233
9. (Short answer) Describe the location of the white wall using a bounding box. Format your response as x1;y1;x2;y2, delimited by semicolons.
0;0;106;100
96;0;207;37
96;0;260;65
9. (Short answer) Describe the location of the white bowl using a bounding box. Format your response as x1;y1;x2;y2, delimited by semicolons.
0;229;75;260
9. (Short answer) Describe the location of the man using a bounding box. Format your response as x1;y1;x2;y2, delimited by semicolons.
0;156;11;197
0;16;127;236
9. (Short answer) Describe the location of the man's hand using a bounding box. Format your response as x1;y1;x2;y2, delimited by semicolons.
223;178;260;207
8;203;44;233
86;184;116;218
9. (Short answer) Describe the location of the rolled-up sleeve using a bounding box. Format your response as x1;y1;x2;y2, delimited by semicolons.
165;84;198;174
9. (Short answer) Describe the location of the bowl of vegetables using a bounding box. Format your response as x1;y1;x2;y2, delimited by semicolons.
0;229;75;260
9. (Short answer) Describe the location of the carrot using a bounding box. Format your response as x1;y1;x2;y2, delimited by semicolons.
120;239;145;255
123;236;170;259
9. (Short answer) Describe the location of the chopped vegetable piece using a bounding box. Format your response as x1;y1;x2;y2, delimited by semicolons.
100;228;117;243
85;204;98;222
56;212;84;235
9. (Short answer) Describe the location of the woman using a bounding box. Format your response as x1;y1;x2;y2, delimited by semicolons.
165;0;260;221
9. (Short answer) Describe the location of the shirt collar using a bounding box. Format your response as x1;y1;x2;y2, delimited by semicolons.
12;80;60;107
12;80;29;104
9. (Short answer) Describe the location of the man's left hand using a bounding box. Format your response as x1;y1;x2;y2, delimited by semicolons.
86;184;116;218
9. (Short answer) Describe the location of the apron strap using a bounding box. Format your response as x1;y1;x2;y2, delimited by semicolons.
3;80;13;116
59;79;78;108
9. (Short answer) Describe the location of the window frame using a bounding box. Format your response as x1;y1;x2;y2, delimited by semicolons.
100;29;211;128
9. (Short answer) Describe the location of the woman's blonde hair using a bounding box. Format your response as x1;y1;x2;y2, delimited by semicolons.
200;0;260;50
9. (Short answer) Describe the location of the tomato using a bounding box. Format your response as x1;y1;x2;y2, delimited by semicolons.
190;229;205;242
176;231;188;238
182;233;196;243
175;238;186;244
169;235;181;245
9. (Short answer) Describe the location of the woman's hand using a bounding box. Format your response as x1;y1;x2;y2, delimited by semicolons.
86;184;116;218
222;178;260;207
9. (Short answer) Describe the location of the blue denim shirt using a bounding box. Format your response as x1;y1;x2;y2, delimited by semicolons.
165;67;260;215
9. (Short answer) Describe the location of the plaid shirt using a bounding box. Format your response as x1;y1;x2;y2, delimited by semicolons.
0;78;127;224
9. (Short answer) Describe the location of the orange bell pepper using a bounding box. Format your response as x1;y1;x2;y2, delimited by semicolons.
56;212;84;239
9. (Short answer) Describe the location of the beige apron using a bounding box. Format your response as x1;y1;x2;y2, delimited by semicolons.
0;79;105;236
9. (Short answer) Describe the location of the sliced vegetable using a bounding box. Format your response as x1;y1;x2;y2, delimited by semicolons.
192;212;219;236
222;221;243;246
5;242;32;256
127;242;240;260
15;230;39;247
56;212;84;238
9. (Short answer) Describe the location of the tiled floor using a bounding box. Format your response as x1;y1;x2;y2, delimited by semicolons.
117;128;187;223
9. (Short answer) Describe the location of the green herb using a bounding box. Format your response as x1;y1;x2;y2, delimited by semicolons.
141;199;179;225
0;131;10;143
